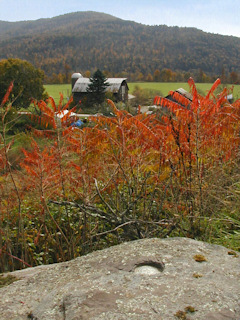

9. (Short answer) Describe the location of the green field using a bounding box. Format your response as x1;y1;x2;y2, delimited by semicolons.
128;82;240;99
44;84;72;102
44;82;240;101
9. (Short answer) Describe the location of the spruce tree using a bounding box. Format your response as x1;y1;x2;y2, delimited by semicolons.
87;69;109;105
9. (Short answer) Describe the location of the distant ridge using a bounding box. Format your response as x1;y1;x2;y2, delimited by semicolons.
0;11;239;79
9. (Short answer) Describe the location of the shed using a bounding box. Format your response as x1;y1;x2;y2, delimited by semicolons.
72;74;129;103
165;88;193;104
154;88;192;114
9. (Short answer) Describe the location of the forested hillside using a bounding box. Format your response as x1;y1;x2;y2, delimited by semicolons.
0;11;240;82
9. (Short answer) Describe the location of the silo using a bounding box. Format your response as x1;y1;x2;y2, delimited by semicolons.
71;73;83;89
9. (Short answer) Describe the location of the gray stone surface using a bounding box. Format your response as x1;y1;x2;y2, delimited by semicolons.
0;237;239;320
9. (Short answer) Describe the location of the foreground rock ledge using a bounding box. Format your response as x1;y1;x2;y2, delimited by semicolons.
0;237;239;320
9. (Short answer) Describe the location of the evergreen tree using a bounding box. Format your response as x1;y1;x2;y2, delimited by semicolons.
87;69;109;105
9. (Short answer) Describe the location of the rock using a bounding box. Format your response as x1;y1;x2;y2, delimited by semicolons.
0;237;239;319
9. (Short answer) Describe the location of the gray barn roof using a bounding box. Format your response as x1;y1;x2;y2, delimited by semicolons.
72;77;128;93
175;88;192;101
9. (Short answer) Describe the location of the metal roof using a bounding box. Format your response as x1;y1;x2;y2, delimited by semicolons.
72;72;83;79
72;77;128;93
72;78;91;92
176;88;192;101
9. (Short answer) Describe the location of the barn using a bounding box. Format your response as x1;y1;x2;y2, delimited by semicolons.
71;73;129;103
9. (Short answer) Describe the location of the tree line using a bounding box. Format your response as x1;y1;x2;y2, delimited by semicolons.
45;67;240;85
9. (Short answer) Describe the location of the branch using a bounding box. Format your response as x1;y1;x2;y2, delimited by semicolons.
2;249;32;268
94;178;117;217
93;218;174;238
93;221;136;237
48;199;119;223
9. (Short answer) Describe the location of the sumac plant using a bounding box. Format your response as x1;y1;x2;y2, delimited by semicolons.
153;78;240;238
0;78;239;272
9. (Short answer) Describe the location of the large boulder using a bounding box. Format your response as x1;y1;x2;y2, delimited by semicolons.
0;237;239;319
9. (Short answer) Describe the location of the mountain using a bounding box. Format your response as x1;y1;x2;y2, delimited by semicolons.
0;11;239;81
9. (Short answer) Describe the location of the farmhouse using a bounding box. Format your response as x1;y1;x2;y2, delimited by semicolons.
71;73;129;103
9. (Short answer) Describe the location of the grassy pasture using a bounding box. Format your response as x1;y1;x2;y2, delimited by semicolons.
44;82;240;101
128;82;240;98
44;84;72;103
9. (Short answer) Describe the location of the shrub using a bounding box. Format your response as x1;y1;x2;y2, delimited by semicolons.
0;79;239;272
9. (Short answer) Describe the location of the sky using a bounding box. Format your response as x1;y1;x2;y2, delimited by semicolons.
0;0;239;37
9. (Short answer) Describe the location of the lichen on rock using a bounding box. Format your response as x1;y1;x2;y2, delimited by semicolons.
0;237;239;320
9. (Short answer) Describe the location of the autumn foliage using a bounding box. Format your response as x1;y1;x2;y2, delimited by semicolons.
0;78;239;272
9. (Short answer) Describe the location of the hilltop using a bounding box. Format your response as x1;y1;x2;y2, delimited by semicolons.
0;11;239;80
